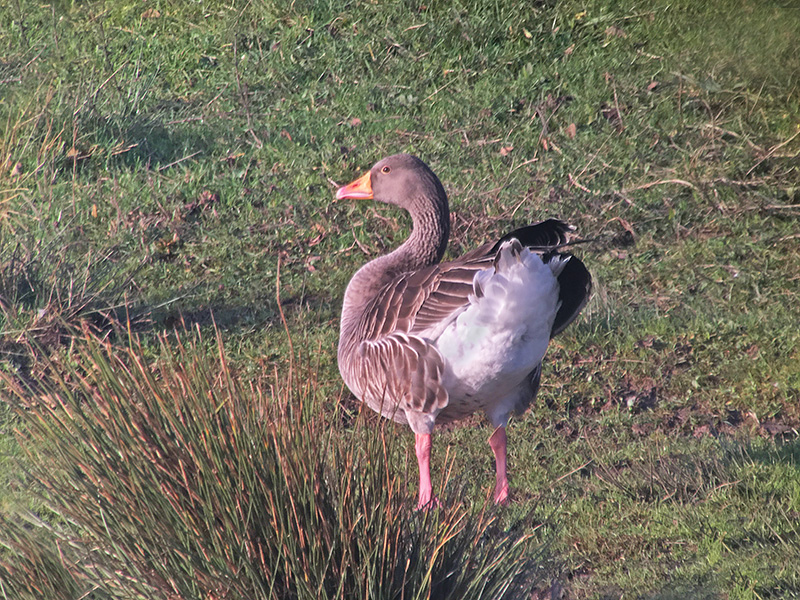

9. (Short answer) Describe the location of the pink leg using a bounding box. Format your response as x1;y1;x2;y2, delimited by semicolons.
415;433;438;509
488;426;509;504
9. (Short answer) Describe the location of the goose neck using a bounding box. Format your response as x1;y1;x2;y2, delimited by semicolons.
339;195;449;343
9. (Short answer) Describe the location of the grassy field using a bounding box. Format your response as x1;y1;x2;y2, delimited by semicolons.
1;0;799;598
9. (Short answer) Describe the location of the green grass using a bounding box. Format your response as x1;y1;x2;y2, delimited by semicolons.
1;0;799;598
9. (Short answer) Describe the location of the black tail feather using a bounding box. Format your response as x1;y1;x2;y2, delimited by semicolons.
550;253;592;337
492;219;575;254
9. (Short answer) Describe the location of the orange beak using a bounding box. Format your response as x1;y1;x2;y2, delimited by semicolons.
336;171;373;200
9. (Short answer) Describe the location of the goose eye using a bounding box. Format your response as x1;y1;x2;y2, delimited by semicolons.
381;165;391;174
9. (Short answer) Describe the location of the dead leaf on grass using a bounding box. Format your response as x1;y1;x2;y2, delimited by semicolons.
142;8;161;18
66;146;95;164
181;190;220;218
565;122;577;139
611;217;636;242
693;424;712;438
349;117;362;127
723;265;740;279
223;152;245;166
604;25;627;38
499;145;513;156
647;80;660;92
600;103;625;131
308;223;326;247
153;232;181;259
637;336;660;349
305;255;321;272
601;106;622;122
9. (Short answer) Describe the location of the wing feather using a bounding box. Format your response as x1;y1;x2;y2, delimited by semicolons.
358;333;447;416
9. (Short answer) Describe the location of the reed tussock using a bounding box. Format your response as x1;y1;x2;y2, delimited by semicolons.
0;329;546;599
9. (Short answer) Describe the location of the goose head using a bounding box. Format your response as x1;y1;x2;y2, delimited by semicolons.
336;154;448;215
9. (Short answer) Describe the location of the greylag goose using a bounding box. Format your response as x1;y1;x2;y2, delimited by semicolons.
336;154;591;508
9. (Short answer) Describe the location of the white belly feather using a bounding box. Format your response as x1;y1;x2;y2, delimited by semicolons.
428;242;565;426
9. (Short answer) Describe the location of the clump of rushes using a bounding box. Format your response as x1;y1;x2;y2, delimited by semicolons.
0;328;547;600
